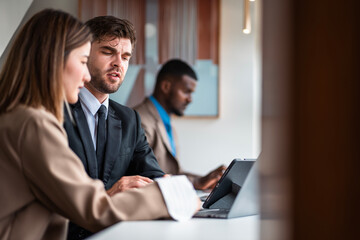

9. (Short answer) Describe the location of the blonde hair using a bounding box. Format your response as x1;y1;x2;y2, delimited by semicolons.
0;9;92;122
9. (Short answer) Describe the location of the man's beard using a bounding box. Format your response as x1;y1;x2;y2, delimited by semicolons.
173;110;184;117
89;68;122;94
168;93;186;116
171;106;185;116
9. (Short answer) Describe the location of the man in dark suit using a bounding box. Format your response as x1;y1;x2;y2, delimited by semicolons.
63;16;165;240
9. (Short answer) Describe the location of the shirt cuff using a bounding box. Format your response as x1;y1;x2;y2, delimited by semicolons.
155;175;198;221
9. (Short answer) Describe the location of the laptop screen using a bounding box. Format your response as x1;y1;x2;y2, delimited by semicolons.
203;159;256;209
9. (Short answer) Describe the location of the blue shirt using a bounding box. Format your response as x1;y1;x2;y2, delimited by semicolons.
149;96;176;157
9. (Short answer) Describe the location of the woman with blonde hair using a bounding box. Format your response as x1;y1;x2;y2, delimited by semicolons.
0;9;198;240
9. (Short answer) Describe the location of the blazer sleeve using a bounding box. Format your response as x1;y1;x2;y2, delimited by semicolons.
125;110;165;178
19;113;169;233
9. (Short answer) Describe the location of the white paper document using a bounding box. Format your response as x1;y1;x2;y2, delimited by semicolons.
155;175;198;221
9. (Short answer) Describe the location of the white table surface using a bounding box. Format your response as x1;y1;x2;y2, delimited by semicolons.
87;215;259;240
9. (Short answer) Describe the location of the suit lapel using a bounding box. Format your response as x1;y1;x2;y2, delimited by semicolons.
146;99;174;156
157;120;173;154
102;105;122;186
71;102;99;179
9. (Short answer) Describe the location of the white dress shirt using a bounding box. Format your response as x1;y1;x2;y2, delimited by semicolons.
78;87;109;150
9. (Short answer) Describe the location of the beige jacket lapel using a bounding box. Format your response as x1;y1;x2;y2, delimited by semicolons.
146;99;174;156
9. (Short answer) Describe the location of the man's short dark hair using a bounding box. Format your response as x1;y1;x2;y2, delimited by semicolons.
85;16;136;49
156;59;198;85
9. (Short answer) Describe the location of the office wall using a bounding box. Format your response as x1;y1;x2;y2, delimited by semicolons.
0;0;78;65
0;0;261;176
0;0;32;58
174;0;261;175
25;0;78;15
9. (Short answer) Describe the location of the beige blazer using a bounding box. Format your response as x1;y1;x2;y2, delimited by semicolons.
134;98;183;176
0;105;169;240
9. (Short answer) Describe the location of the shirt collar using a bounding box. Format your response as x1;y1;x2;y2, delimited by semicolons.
149;96;171;127
79;87;109;118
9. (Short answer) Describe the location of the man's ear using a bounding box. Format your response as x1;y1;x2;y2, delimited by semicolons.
160;80;172;95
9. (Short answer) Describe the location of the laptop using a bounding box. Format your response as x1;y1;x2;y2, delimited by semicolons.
193;158;259;219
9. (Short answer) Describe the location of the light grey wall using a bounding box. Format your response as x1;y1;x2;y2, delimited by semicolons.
0;0;32;58
0;0;77;67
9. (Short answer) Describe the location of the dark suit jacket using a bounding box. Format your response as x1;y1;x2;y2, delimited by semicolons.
64;99;164;239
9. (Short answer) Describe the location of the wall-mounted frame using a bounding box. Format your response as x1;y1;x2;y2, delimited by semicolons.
79;0;219;117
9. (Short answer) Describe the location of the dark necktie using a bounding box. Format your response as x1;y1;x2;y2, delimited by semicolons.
96;105;107;178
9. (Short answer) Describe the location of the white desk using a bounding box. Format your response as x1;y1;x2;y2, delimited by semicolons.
88;215;259;240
